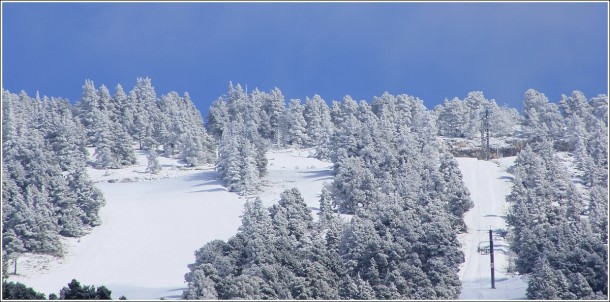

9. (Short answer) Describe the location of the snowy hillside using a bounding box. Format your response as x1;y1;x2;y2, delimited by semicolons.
5;147;600;300
3;82;606;300
7;148;333;299
7;147;530;300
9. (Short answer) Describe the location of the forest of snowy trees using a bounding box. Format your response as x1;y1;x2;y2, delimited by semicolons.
506;90;608;299
184;85;607;299
185;90;474;299
2;89;105;258
2;78;216;265
1;78;608;300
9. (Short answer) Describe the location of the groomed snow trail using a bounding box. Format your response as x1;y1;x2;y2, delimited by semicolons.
456;157;527;300
8;149;333;300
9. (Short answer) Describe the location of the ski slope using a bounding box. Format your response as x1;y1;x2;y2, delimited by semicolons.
8;149;527;300
8;149;333;300
456;157;527;300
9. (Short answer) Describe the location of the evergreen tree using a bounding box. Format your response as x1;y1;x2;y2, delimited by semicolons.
110;84;130;125
588;185;608;242
283;99;308;147
303;95;333;148
439;152;473;233
435;97;468;137
43;98;88;171
332;155;377;214
183;270;218;300
317;183;335;228
206;97;230;140
111;123;137;167
559;90;593;124
93;111;116;169
66;167;105;227
526;257;567;300
2;281;47;300
58;279;113;300
130;77;158;150
589;94;608;126
462;91;487;139
146;148;162;174
217;127;243;193
77;79;99;145
260;87;286;146
522;89;564;141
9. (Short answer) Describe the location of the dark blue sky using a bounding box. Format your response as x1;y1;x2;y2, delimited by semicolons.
2;2;608;115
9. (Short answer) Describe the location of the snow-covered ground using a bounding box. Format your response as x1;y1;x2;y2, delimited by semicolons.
8;148;527;300
457;157;528;300
85;148;216;183
258;148;334;210
8;148;333;300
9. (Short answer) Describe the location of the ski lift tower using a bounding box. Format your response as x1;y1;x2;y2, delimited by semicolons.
478;228;496;289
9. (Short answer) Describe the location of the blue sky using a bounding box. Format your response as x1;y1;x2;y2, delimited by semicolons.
2;2;608;114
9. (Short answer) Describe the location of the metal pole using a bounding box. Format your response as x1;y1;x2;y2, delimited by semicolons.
489;228;496;289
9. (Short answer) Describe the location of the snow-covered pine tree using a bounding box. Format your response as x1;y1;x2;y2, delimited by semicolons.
183;269;218;299
111;122;137;167
76;79;99;146
206;97;230;140
559;91;593;123
97;85;112;117
216;123;257;194
283;99;308;147
93;111;116;169
67;166;105;227
586;120;608;187
332;154;377;214
304;95;333;148
146;148;162;174
110;84;129;124
237;138;260;195
183;92;217;163
522;89;565;141
589;94;608;126
43;97;88;171
130;77;158;150
317;183;335;228
434;97;468;137
180;127;211;167
260;87;286;146
238;197;275;265
439;152;473;233
588;185;608;242
217;126;243;193
526;256;571;300
462;91;488;140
